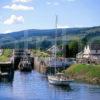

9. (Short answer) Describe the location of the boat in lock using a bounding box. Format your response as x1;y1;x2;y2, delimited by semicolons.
18;55;32;72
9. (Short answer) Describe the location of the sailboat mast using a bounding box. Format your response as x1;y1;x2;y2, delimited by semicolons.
54;15;58;73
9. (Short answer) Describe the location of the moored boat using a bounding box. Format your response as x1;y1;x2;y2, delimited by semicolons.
48;73;74;86
18;56;32;72
48;16;74;86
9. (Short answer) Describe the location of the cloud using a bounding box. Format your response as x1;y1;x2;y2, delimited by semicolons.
4;30;13;33
4;15;24;25
46;2;52;5
13;0;32;3
58;25;69;28
3;4;34;11
46;1;59;6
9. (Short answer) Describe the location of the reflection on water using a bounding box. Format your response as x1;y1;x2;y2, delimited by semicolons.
0;71;100;100
48;84;72;92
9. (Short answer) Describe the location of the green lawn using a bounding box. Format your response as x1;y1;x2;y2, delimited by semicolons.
64;64;100;84
32;49;49;57
0;49;13;62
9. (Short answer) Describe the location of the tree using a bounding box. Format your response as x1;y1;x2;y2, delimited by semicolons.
40;40;52;50
68;40;79;57
63;44;70;58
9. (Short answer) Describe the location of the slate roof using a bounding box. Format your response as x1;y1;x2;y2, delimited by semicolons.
90;43;100;50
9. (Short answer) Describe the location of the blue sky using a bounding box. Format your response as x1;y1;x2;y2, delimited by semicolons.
0;0;100;33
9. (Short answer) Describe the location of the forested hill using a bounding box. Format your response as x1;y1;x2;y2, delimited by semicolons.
0;26;100;48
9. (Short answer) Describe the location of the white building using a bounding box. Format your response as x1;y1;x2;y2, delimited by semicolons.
0;49;3;56
76;43;100;64
47;45;60;54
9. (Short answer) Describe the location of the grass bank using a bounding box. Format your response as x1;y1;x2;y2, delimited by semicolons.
63;64;100;84
0;49;13;62
32;49;49;57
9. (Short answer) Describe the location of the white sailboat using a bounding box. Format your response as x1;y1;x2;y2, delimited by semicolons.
48;16;74;86
48;72;74;86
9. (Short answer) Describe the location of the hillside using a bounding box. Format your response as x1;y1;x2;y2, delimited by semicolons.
0;26;100;48
64;64;100;84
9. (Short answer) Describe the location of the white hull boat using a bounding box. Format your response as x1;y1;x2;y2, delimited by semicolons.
48;73;74;86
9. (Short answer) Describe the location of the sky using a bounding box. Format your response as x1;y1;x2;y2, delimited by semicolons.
0;0;100;33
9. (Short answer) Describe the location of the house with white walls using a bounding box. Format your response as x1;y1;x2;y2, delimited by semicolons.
47;45;60;54
76;43;100;64
0;49;3;56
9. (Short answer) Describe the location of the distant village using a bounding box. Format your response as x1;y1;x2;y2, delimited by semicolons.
47;41;100;65
0;40;100;65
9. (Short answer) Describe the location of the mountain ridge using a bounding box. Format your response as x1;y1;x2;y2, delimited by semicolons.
0;26;100;48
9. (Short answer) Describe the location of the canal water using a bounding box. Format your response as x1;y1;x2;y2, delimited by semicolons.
0;71;100;100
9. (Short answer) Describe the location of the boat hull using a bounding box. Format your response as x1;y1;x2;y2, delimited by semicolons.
18;63;32;72
48;76;73;86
